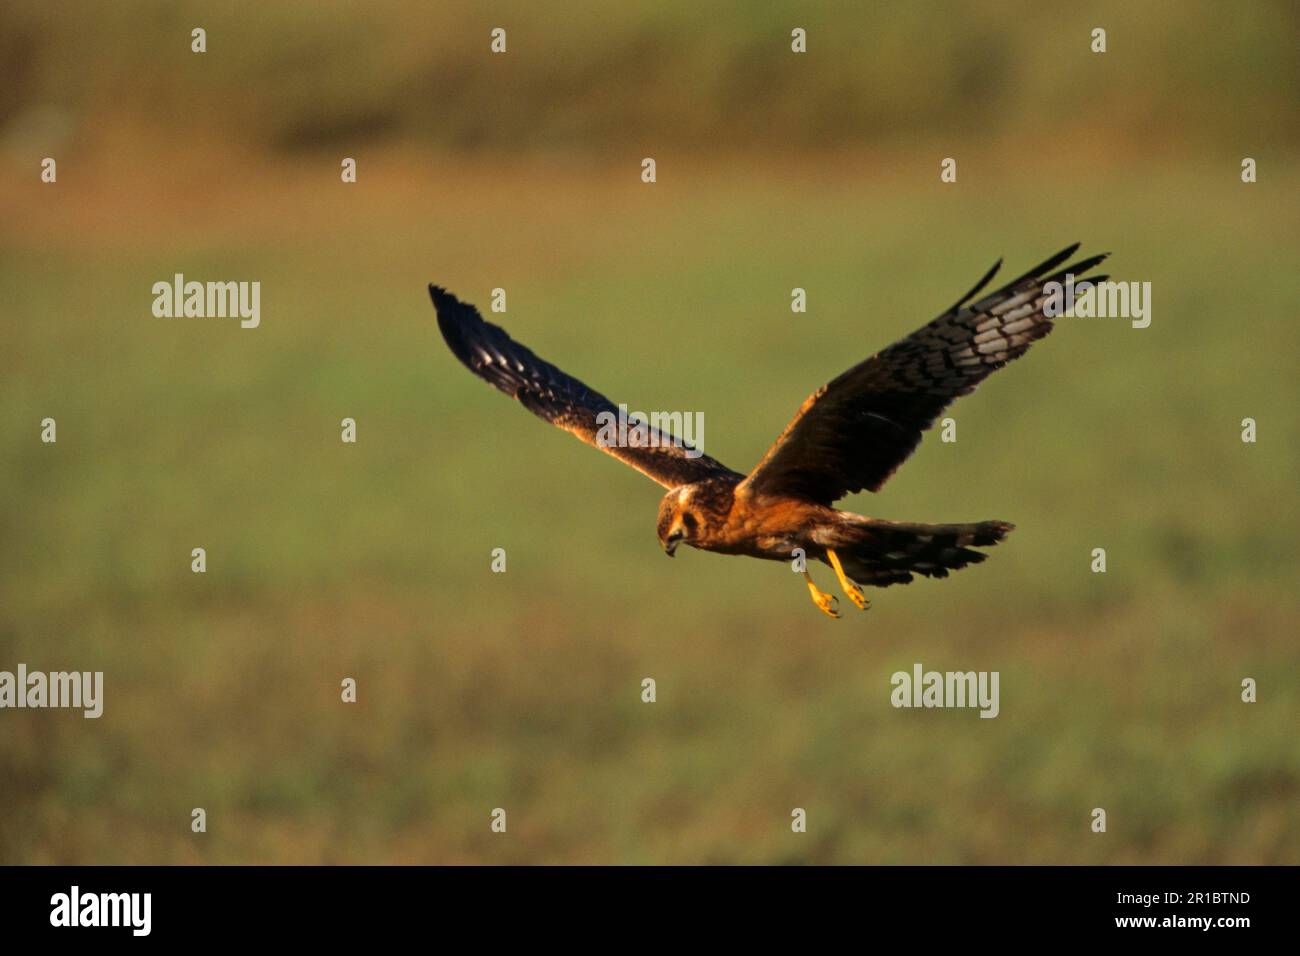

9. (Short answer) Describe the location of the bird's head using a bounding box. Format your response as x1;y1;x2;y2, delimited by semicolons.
656;487;700;557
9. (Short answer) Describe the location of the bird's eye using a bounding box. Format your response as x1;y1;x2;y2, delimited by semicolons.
681;513;697;533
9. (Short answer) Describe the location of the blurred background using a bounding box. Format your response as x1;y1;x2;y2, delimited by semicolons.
1;1;1297;864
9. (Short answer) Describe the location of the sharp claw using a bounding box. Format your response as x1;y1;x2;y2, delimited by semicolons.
825;549;871;612
805;573;842;620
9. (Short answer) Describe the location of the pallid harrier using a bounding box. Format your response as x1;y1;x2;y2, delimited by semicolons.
431;244;1107;618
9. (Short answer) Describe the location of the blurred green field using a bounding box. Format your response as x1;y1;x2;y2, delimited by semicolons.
3;149;1297;864
1;2;1298;865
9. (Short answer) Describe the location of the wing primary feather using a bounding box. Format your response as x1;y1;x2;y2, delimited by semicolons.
1002;242;1080;288
1042;253;1110;286
944;258;1002;314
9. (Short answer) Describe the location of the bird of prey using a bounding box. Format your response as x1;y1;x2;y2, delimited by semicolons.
431;244;1107;618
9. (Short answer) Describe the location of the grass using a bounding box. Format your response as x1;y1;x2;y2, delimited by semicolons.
1;140;1297;863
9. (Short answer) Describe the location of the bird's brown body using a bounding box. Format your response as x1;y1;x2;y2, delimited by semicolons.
431;244;1107;617
657;478;832;560
655;475;1011;606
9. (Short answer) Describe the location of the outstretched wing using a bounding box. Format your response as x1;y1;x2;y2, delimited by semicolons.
739;244;1109;505
431;286;741;489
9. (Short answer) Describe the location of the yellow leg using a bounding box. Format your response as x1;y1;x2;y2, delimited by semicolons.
803;570;840;619
826;549;871;611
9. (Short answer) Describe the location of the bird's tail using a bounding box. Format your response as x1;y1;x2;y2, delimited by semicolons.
828;518;1014;587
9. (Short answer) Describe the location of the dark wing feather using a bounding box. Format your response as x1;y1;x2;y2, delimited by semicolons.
739;245;1109;505
430;286;740;489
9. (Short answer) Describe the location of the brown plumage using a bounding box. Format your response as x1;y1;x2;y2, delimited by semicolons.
432;244;1108;618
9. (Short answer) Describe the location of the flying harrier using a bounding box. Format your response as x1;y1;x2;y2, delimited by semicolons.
431;244;1107;618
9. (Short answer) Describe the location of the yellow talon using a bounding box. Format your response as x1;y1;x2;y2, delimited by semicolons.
803;571;840;619
826;549;871;611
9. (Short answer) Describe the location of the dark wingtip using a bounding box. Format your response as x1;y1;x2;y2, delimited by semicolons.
1046;251;1110;285
427;285;485;369
948;257;1004;313
428;284;483;331
428;284;455;309
1051;242;1082;265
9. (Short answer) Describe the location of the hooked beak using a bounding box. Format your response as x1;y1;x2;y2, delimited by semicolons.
663;534;682;557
